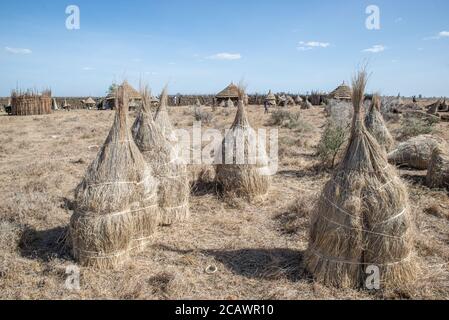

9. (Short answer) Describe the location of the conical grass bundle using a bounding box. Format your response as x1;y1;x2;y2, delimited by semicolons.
132;87;190;225
154;86;176;142
215;89;270;200
305;70;416;289
365;94;394;151
69;86;159;269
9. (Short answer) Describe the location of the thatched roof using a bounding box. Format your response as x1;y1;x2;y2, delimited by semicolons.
84;97;96;105
329;81;352;100
216;82;240;99
106;81;142;100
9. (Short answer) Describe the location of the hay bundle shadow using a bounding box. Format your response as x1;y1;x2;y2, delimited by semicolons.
132;86;190;225
215;89;271;200
365;94;395;151
305;70;416;289
69;86;159;269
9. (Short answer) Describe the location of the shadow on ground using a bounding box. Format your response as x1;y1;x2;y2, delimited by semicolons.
155;244;307;282
19;226;71;262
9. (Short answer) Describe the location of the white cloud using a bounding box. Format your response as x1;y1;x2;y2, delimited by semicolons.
439;31;449;37
362;44;386;53
5;47;32;54
82;67;94;71
206;53;242;60
297;41;330;51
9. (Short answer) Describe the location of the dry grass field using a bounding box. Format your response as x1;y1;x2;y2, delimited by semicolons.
0;105;448;300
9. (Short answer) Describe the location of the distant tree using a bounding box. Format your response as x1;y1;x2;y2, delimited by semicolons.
108;83;118;94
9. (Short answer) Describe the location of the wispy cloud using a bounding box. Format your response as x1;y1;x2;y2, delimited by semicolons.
82;67;94;71
297;41;330;51
424;31;449;40
206;53;242;60
395;17;403;23
5;47;32;54
362;44;386;53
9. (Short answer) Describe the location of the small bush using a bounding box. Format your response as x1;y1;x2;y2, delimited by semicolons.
317;120;349;168
399;117;435;139
193;107;213;124
270;110;312;132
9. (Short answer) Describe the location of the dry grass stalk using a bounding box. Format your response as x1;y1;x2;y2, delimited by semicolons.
215;87;270;200
305;69;417;289
132;86;190;225
365;94;395;151
426;146;449;189
388;135;447;170
69;84;159;269
154;86;176;141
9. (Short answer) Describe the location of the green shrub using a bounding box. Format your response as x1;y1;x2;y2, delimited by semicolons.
399;117;436;139
317;120;349;168
270;110;312;132
194;107;213;124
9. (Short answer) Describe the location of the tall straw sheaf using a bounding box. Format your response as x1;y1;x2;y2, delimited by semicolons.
305;69;416;289
215;86;271;200
365;94;395;151
69;85;159;269
132;86;190;225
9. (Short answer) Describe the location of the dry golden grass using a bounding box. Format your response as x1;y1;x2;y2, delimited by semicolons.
0;105;448;299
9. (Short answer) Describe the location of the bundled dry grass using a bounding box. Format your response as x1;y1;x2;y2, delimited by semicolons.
388;135;447;170
365;94;395;151
426;146;449;189
305;69;417;289
154;86;176;141
215;89;270;200
225;98;235;109
69;85;159;269
132;86;190;225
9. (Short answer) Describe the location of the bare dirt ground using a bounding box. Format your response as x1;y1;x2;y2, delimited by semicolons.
0;105;448;300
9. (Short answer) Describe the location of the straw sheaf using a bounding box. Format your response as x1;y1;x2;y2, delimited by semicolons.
365;94;395;151
305;69;417;289
216;95;271;200
70;85;159;269
154;86;177;142
132;86;190;225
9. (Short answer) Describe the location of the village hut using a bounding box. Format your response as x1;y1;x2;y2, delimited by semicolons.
305;69;416;289
104;81;142;110
69;86;159;269
10;89;52;116
215;87;271;200
83;97;96;109
132;87;190;225
388;135;448;170
154;87;177;141
215;82;240;105
265;90;277;106
329;81;352;101
365;94;395;151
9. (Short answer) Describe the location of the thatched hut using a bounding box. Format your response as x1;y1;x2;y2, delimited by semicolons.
104;81;142;110
305;69;416;289
83;97;96;109
69;87;159;269
215;88;270;200
265;90;277;106
329;82;352;101
132;87;190;225
10;90;52;116
215;82;240;105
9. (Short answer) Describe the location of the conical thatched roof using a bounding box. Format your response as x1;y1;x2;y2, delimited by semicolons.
216;82;240;99
329;81;352;100
106;81;142;100
84;97;96;105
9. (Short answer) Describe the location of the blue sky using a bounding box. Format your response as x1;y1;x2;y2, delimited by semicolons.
0;0;448;97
